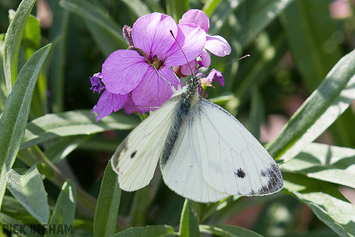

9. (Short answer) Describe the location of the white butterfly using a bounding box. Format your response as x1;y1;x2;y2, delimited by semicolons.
111;73;283;203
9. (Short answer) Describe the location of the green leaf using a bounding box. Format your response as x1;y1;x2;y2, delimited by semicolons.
7;165;50;225
200;224;263;237
166;0;188;22
3;0;36;91
267;49;355;162
0;33;7;113
111;225;175;237
84;19;125;57
283;143;355;190
22;110;138;150
248;86;264;139
0;212;41;237
44;179;76;237
179;200;200;237
23;15;41;61
237;0;293;47
280;0;342;92
233;28;288;106
49;1;69;113
208;0;244;35
280;0;354;147
0;44;51;208
121;0;151;18
202;0;222;17
0;44;51;168
284;173;355;236
1;195;31;215
45;135;91;164
59;0;126;49
94;161;121;237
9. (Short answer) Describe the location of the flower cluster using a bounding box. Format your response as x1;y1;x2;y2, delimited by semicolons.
90;9;231;121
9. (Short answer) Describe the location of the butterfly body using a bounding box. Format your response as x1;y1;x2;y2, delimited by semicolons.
111;75;283;203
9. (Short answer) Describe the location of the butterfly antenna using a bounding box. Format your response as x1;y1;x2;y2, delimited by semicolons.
169;30;196;77
214;54;250;70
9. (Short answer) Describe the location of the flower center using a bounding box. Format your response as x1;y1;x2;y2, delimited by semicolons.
129;47;163;70
146;55;163;69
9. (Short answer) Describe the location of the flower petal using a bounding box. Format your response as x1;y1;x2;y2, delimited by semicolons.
132;67;178;108
123;93;150;114
90;72;105;94
91;91;129;122
198;49;211;68
179;9;209;33
102;50;149;94
205;35;231;57
132;12;177;56
206;69;225;87
165;24;206;66
180;60;197;75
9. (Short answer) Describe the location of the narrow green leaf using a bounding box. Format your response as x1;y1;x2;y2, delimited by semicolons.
121;0;151;17
281;0;342;92
283;143;355;190
0;44;51;169
94;161;121;237
23;15;41;61
0;33;7;112
2;195;30;215
208;0;244;35
234;0;293;47
84;19;125;57
248;86;264;139
200;224;263;237
22;110;138;150
202;0;222;17
0;44;51;208
284;173;355;236
59;0;126;48
45;135;91;164
3;0;36;91
267;49;355;162
49;1;69;113
233;29;288;105
44;179;76;237
179;200;200;237
7;165;50;225
111;225;175;237
0;212;41;237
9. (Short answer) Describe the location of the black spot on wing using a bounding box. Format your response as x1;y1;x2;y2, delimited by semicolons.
234;168;246;178
258;163;283;194
130;150;137;159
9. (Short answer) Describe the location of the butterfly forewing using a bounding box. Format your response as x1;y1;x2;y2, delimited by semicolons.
111;96;181;191
197;98;283;196
160;115;229;203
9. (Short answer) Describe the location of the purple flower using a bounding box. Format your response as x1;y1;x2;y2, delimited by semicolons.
90;73;104;94
178;9;232;75
91;12;206;121
197;69;225;95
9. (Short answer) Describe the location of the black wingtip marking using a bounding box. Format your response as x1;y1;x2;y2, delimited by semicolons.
130;150;137;159
258;163;283;194
234;168;246;178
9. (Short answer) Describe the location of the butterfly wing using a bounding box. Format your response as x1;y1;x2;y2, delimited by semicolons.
160;108;229;203
111;96;181;191
197;98;283;196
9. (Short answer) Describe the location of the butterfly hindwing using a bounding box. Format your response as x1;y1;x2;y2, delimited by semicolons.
111;95;181;191
197;98;283;196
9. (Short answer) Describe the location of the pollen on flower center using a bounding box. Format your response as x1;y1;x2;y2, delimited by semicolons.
146;55;163;69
